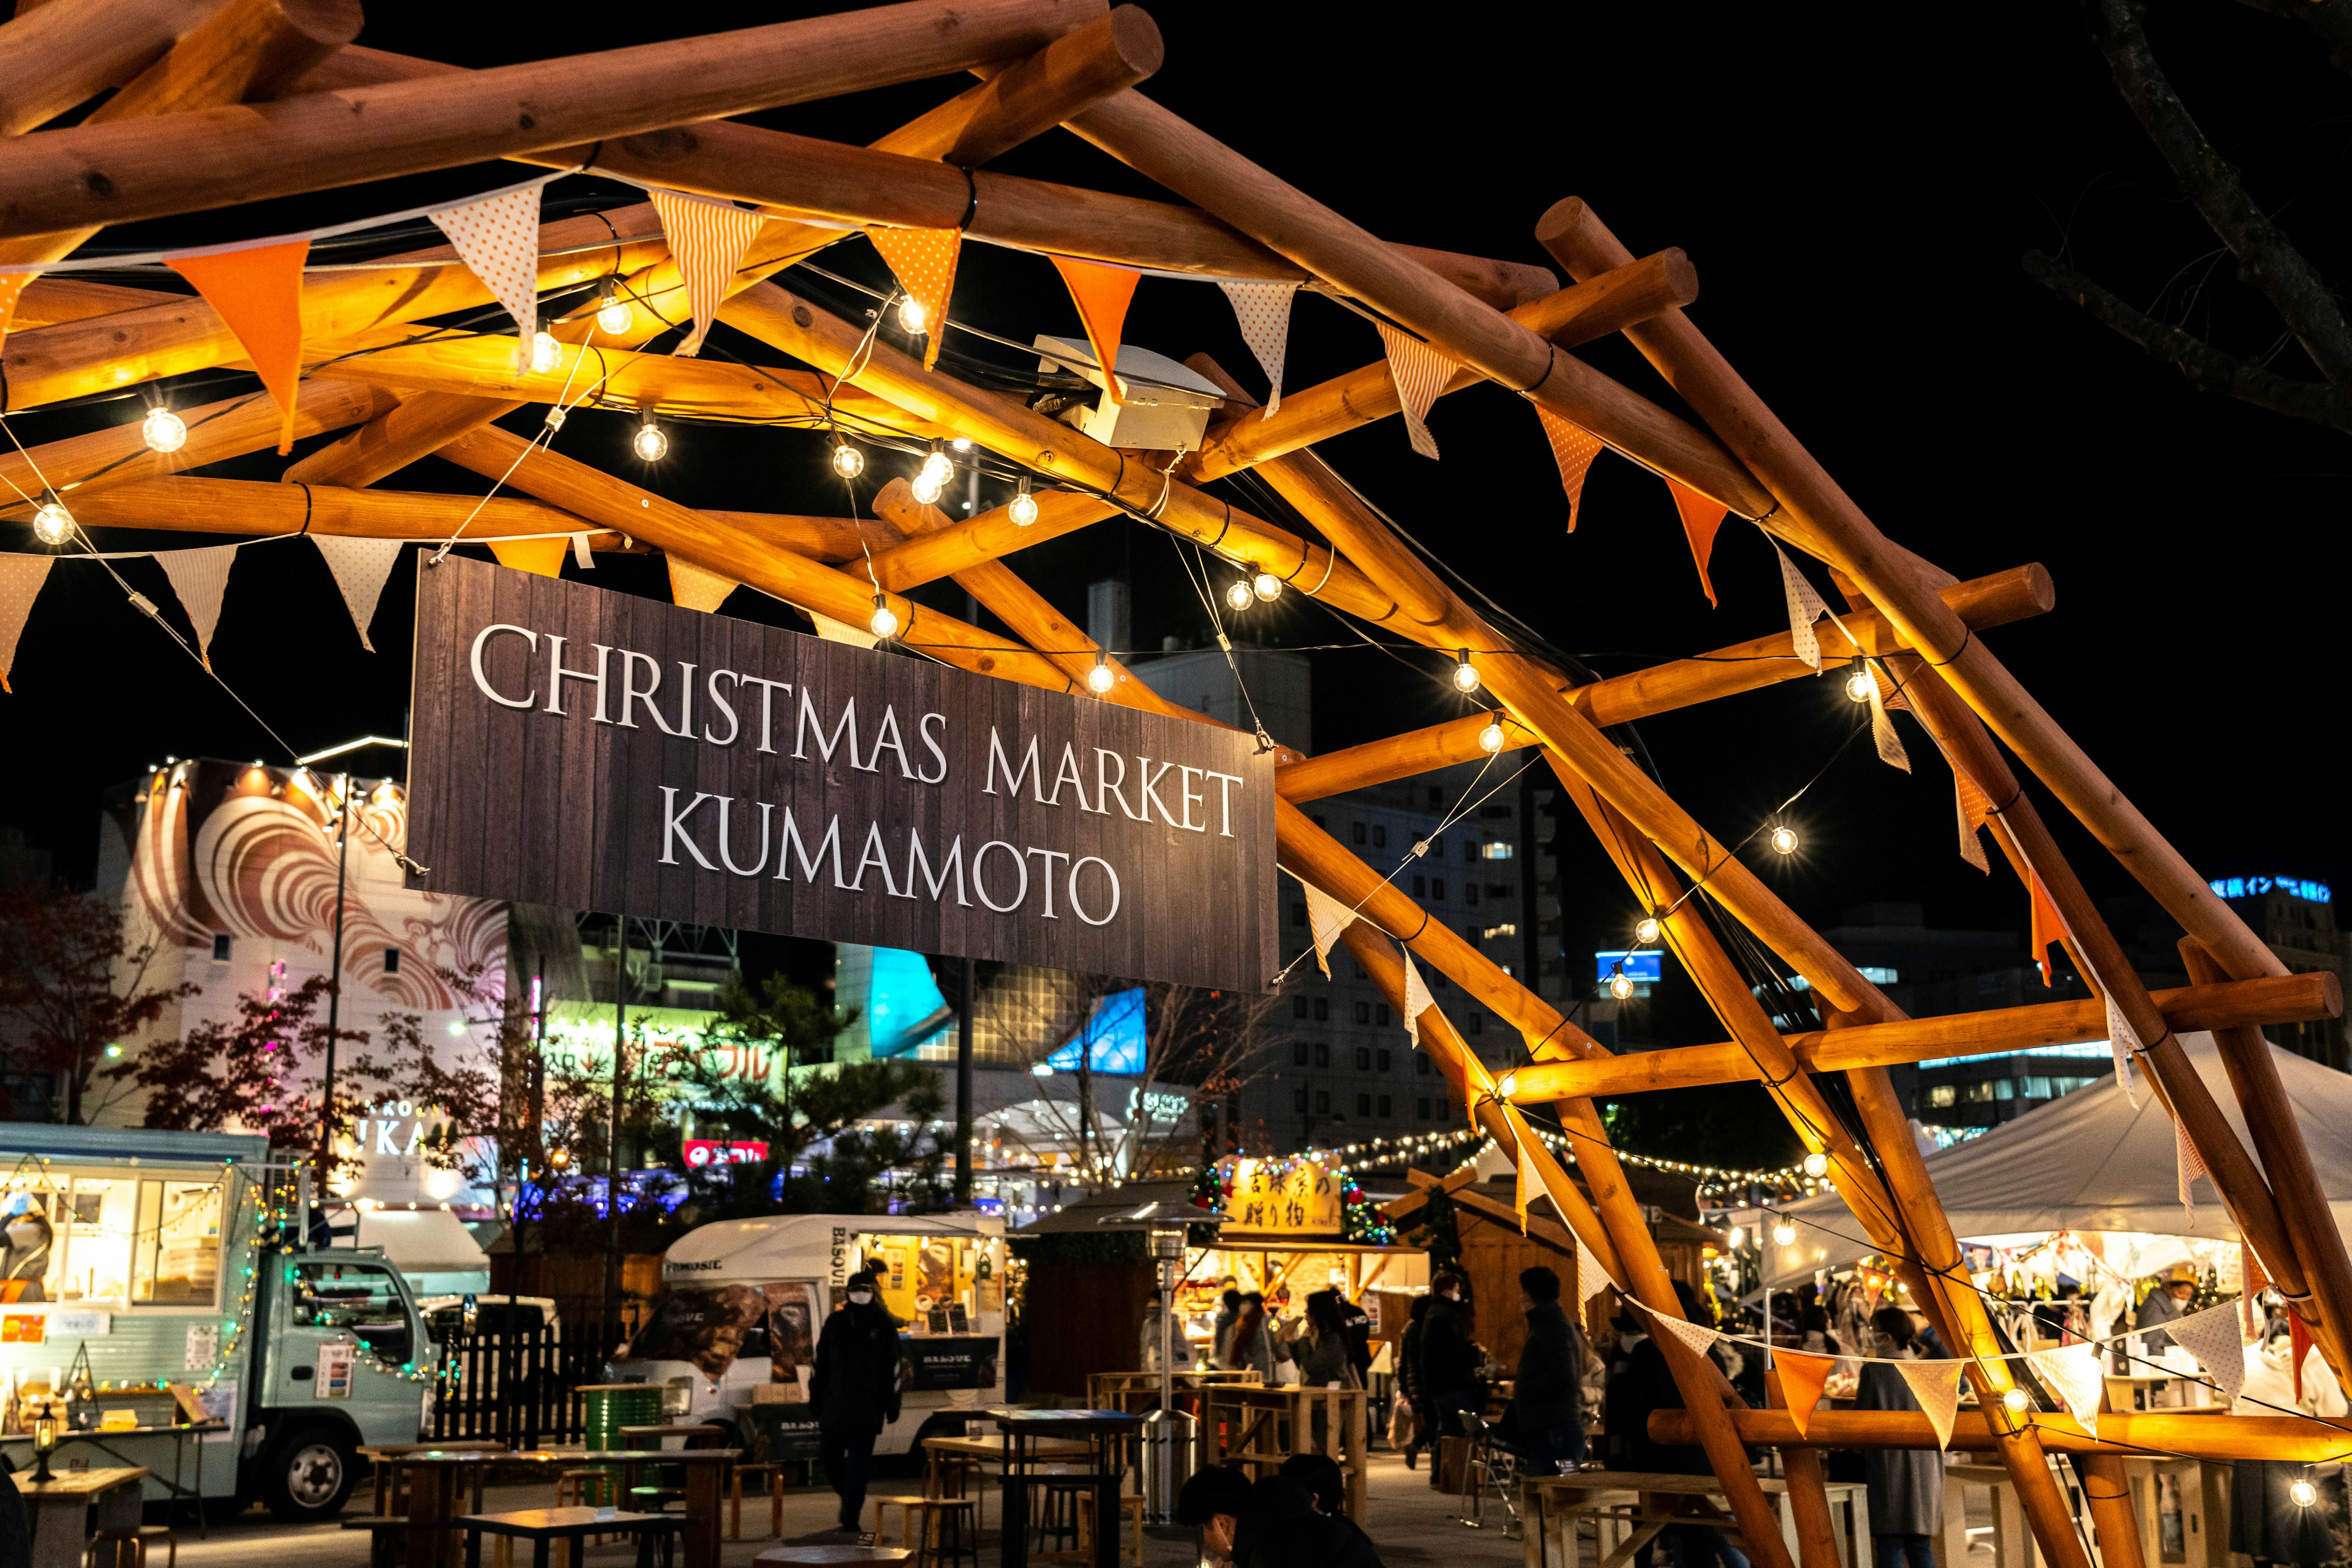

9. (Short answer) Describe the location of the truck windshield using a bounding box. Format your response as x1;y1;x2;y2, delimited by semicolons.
293;1261;412;1363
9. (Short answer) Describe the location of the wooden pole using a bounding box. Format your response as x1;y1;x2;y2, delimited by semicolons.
1776;1448;1844;1568
883;4;1161;166
0;0;224;137
0;0;1106;235
1651;1407;2352;1462
1490;972;2335;1101
867;492;1122;592
2077;1455;2149;1568
12;277;181;326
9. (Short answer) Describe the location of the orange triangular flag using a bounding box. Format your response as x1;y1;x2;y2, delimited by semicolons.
488;538;567;578
868;227;962;371
169;240;308;454
0;274;28;345
1051;255;1141;405
2030;871;2065;987
1667;478;1729;605
1771;1352;1835;1439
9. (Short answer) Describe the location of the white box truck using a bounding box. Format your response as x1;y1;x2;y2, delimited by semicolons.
0;1125;438;1520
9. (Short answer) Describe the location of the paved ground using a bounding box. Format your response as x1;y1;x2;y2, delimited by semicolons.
169;1449;1528;1567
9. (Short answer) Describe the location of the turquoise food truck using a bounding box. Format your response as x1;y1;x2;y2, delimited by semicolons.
0;1125;437;1520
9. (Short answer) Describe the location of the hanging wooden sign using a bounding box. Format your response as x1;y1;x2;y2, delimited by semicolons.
405;557;1277;990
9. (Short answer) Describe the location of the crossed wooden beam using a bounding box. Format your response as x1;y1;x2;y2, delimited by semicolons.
2;3;2345;1563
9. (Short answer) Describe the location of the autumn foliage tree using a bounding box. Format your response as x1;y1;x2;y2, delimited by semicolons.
0;887;192;1123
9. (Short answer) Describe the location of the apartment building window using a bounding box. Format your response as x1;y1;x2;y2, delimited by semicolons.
1313;998;1329;1020
1464;840;1480;864
1355;1003;1371;1025
1417;1055;1432;1076
1378;1096;1392;1117
1294;1041;1310;1065
1357;1094;1371;1117
1294;997;1310;1019
1352;822;1367;845
1315;1091;1330;1115
1376;1049;1392;1071
1412;875;1427;897
1375;1005;1390;1026
1468;1015;1484;1035
1431;879;1446;900
1372;825;1388;848
1355;1047;1371;1070
1295;1087;1308;1112
1417;1098;1433;1120
383;948;401;974
1291;902;1306;927
1314;1042;1330;1067
210;933;232;962
1465;884;1480;907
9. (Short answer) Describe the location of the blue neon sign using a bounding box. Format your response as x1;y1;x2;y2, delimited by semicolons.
1595;949;1664;983
2209;876;2331;904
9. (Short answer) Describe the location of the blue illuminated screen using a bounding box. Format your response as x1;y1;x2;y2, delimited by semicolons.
1594;949;1664;983
2210;876;2331;904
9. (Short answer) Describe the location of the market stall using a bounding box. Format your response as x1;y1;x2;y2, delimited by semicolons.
1180;1155;1426;1360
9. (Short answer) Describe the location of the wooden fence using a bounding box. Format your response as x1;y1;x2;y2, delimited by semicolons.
428;1319;631;1447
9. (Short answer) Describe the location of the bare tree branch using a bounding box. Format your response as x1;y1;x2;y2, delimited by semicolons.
2234;0;2352;84
2082;0;2352;391
2024;249;2352;429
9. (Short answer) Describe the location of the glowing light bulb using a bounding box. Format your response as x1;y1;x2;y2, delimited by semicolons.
1253;570;1282;602
595;289;632;335
1087;654;1115;695
2002;1387;2030;1414
632;415;668;462
1845;663;1874;703
1452;650;1481;693
1225;580;1254;612
1727;1226;1744;1248
831;441;864;479
1635;916;1661;944
2291;1477;2319;1507
919;444;954;490
549;1148;569;1169
1802;1151;1830;1178
531;330;562;374
31;497;74;546
1496;1072;1517;1098
1609;972;1635;1001
141;405;186;454
868;595;900;641
1009;478;1039;527
1477;720;1505;755
1770;824;1800;856
1772;1220;1796;1246
897;295;928;335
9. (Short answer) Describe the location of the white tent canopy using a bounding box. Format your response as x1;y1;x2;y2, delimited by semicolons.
350;1209;491;1274
1763;1032;2352;1286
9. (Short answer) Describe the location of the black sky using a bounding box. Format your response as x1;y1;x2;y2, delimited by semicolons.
2;0;2343;978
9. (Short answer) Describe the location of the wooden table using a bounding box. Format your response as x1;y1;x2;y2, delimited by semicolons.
359;1447;585;1568
921;1434;1094;1526
753;1548;914;1566
15;1465;148;1568
614;1446;739;1568
1084;1371;1259;1415
1200;1383;1370;1521
619;1423;728;1446
457;1506;681;1568
1520;1469;1864;1568
990;1411;1139;1568
1;1421;224;1532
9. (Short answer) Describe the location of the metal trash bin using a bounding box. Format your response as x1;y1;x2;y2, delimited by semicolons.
1139;1406;1196;1523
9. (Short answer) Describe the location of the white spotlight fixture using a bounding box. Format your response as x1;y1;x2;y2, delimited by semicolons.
1009;477;1039;527
1452;650;1481;693
868;595;900;641
1608;972;1635;1001
1634;916;1662;944
2002;1387;2031;1414
912;442;954;505
1496;1072;1517;1098
530;330;563;374
2291;1476;2320;1507
631;412;668;462
1845;662;1874;703
1771;1219;1796;1246
595;284;633;336
141;405;187;454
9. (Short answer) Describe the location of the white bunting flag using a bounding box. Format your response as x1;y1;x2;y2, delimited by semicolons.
1400;949;1436;1047
1896;1359;1966;1450
570;533;595;571
1216;279;1298;417
2103;989;2142;1101
2166;1305;2248;1409
309;536;402;653
1376;322;1457;459
668;556;736;613
1649;1308;1723;1363
1300;880;1357;978
1773;541;1828;671
1575;1226;1615;1308
428;183;546;368
1534;407;1607;530
1865;660;1911;772
650;187;768;356
157;545;237;671
1512;1129;1537;1235
2026;1343;2105;1435
0;554;55;693
2177;1113;2209;1221
1953;763;1992;873
809;611;880;649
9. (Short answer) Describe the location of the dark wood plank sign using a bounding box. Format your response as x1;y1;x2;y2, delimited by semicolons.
406;556;1277;991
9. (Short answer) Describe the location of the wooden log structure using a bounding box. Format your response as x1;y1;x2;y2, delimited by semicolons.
1652;1408;2352;1464
0;0;227;138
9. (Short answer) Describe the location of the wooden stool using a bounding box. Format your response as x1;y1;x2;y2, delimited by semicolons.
867;1494;931;1547
555;1469;616;1507
1031;1482;1087;1561
731;1461;787;1539
86;1529;175;1568
908;1498;979;1568
1076;1493;1146;1568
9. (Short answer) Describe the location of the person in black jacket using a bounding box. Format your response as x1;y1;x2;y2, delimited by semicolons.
1504;1265;1585;1472
1230;1474;1383;1568
1335;1289;1374;1387
1415;1272;1481;1489
1398;1295;1433;1471
810;1269;903;1538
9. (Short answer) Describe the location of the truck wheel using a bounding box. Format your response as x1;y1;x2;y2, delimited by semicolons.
262;1423;356;1521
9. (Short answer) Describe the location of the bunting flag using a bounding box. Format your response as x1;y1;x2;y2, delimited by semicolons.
2177;1112;2207;1221
1052;255;1142;404
1650;1310;1724;1364
0;554;55;693
2291;1314;2314;1402
651;187;768;357
570;533;595;571
2165;1305;2248;1409
1952;756;1994;873
1400;949;1436;1047
1772;541;1827;669
310;535;402;653
668;556;736;613
809;611;880;649
1534;407;1605;529
168;239;309;454
869;225;962;372
2103;987;2141;1102
1301;880;1357;978
1574;1226;1613;1308
488;538;567;579
0;273;28;347
1771;1352;1835;1439
1376;323;1457;459
1896;1359;1965;1450
2027;1343;2104;1435
1216;279;1298;417
426;183;544;365
1864;660;1911;772
1667;478;1729;606
1512;1130;1537;1235
2029;872;2065;987
156;545;236;671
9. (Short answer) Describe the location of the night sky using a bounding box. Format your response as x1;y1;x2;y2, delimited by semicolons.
2;1;2343;998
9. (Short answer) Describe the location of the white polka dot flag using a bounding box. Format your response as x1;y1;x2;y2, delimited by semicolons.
1649;1306;1725;1363
1376;322;1457;459
156;545;238;672
1666;478;1729;606
1400;948;1436;1048
668;556;736;614
311;535;403;652
1534;406;1606;529
2177;1112;2209;1220
809;610;881;649
869;226;963;371
2026;1343;2104;1436
1894;1359;1964;1450
0;554;55;693
1770;540;1828;671
1300;878;1356;979
652;189;769;358
428;182;546;369
2164;1305;2248;1409
1864;660;1911;774
1215;279;1298;417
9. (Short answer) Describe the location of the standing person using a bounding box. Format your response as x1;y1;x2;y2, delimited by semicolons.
1398;1295;1433;1469
1504;1265;1585;1473
1225;1292;1275;1382
811;1270;902;1542
1335;1288;1374;1388
2136;1265;2199;1351
1418;1272;1480;1490
0;1210;50;1303
1139;1287;1166;1372
1213;1287;1243;1368
1298;1292;1357;1387
1856;1306;1943;1568
1609;1282;1746;1568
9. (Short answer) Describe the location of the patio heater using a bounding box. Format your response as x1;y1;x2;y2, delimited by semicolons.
1100;1198;1227;1524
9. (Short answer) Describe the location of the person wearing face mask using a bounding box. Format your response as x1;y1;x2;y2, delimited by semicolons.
811;1269;902;1541
1;1210;51;1303
1856;1306;1942;1568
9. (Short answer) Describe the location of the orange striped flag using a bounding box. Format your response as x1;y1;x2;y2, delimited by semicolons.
650;188;767;356
1376;322;1457;459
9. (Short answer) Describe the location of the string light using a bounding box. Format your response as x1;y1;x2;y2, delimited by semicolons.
141;405;187;453
1634;916;1661;944
530;330;562;374
831;440;865;479
897;295;928;335
1845;662;1874;704
912;442;954;505
1009;477;1039;527
1608;972;1635;1001
1086;652;1115;694
1727;1226;1745;1248
1769;824;1800;856
1801;1151;1830;1178
2291;1475;2320;1507
868;595;900;641
631;412;668;462
1773;1219;1797;1246
31;494;74;546
2002;1387;2031;1413
1224;579;1254;612
1496;1072;1517;1097
1477;720;1505;755
595;284;633;336
1252;570;1282;602
1452;650;1480;693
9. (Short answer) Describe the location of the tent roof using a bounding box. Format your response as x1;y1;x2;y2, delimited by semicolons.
1764;1032;2352;1286
351;1209;491;1273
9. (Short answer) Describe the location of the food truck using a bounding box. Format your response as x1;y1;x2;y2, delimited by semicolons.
0;1125;436;1521
611;1212;1006;1457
